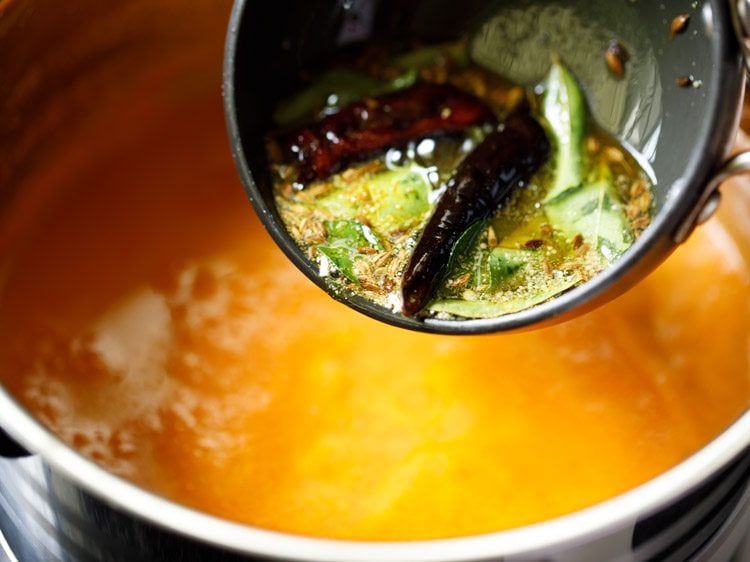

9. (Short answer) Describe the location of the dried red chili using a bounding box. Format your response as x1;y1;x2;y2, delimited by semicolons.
270;83;498;184
401;110;550;316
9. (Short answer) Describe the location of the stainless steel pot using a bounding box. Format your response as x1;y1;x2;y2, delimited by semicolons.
4;1;750;561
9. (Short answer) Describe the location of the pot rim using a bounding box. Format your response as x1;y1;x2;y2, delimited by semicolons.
1;0;748;559
1;386;750;561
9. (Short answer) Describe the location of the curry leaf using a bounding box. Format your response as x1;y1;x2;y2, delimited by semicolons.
541;58;587;203
366;166;432;234
390;41;469;72
315;166;432;237
545;167;633;264
317;220;383;283
274;69;418;127
487;248;539;292
274;42;468;127
444;219;488;277
540;59;633;264
429;274;580;318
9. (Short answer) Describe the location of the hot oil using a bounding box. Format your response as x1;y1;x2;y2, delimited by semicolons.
469;0;663;158
271;52;654;315
429;126;652;311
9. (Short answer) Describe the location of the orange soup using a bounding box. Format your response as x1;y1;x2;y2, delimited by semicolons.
0;80;749;541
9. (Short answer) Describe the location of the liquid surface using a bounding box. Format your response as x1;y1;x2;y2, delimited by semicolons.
1;86;749;541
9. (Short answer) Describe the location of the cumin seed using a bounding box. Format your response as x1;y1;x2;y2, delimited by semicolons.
626;203;641;221
448;273;472;289
373;252;392;268
670;14;690;37
604;147;625;164
542;259;553;278
630;179;646;199
361;280;383;293
575;243;591;258
487;225;498;248
605;40;628;77
524;239;545;249
586;136;601;154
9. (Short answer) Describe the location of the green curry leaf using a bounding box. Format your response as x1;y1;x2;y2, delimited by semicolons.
541;59;587;203
315;166;432;237
540;59;633;265
544;167;633;264
390;41;470;72
428;274;581;318
444;219;488;277
273;69;418;127
487;248;539;292
317;220;383;283
366;167;432;234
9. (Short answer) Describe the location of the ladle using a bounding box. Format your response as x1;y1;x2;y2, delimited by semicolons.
224;0;750;335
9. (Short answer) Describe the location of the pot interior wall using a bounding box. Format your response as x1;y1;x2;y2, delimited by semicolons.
0;0;231;239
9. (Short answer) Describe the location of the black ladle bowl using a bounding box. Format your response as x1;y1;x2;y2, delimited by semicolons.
224;0;750;335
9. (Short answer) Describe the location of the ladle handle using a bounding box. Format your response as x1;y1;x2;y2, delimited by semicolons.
685;2;750;243
674;151;750;243
0;427;30;459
